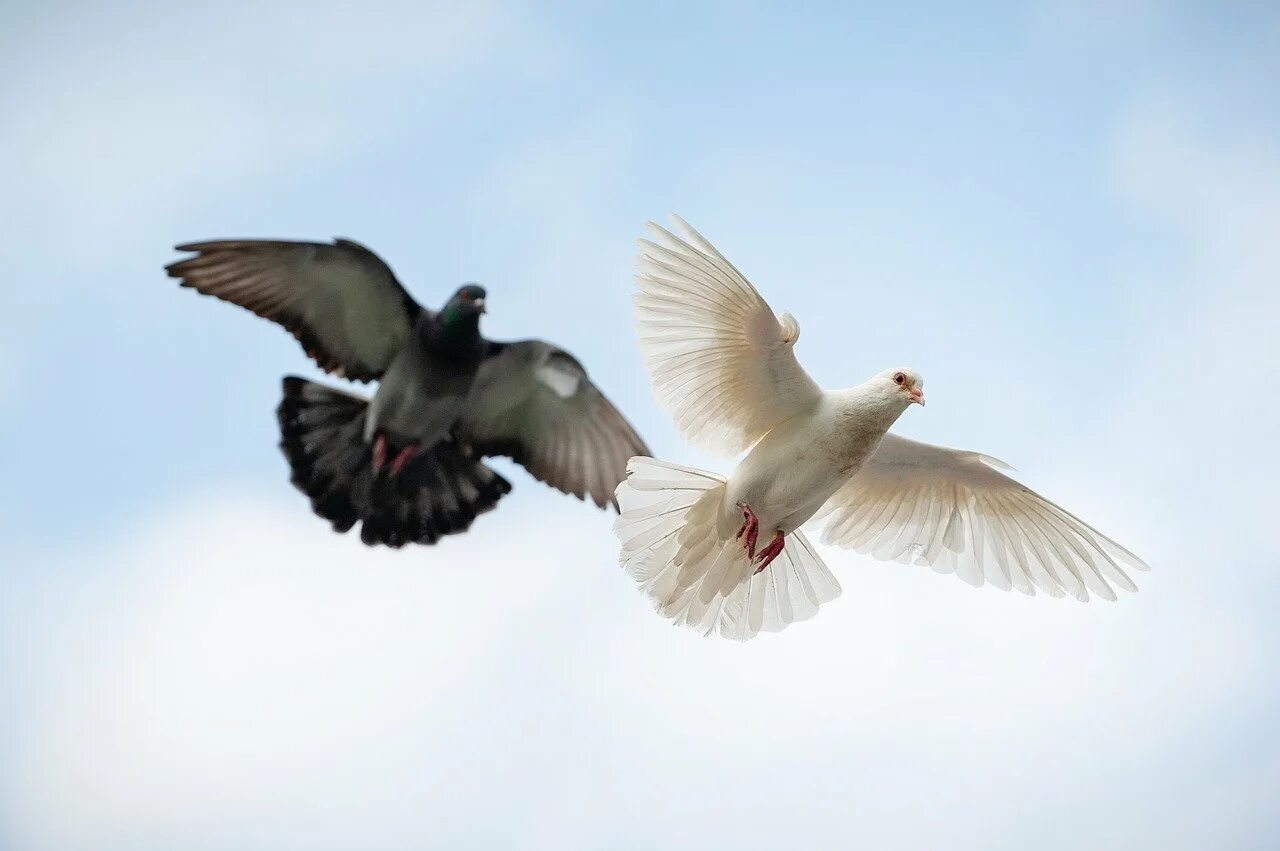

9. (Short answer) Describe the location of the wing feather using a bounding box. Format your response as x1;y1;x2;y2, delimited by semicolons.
167;238;420;381
634;216;823;456
815;433;1148;601
460;341;649;509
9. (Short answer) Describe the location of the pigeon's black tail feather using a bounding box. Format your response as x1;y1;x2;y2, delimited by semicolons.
277;376;369;535
277;377;512;548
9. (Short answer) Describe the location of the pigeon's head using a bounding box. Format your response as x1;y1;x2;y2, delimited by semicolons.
441;284;487;324
875;367;925;407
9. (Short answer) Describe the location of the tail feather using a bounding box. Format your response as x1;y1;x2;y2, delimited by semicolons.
277;377;512;548
614;456;841;641
278;376;370;534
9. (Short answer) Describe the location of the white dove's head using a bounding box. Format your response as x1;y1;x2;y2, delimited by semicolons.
874;367;925;407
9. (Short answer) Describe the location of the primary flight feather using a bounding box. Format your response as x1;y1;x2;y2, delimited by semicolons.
614;216;1149;640
167;237;648;548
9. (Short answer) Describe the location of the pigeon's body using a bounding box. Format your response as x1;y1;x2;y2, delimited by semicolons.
168;238;648;547
366;311;485;445
614;217;1149;640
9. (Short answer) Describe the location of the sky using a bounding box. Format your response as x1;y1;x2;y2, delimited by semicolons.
1;1;1278;848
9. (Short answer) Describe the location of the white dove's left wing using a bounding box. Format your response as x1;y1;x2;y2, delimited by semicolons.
635;216;823;457
814;434;1149;601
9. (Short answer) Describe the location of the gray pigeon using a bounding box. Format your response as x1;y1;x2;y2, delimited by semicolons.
166;237;649;548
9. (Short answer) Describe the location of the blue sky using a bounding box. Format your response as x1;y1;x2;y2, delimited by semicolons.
2;1;1278;849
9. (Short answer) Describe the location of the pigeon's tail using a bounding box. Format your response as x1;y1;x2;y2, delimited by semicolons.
613;457;840;641
276;377;512;548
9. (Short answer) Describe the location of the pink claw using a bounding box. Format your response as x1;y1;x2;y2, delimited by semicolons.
754;531;786;574
389;443;420;477
736;502;760;559
372;433;389;474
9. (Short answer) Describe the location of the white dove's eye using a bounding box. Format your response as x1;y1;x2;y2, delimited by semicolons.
893;372;906;386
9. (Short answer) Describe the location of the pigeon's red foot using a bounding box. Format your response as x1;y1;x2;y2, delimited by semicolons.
389;443;420;477
735;502;760;559
754;531;786;574
372;433;389;474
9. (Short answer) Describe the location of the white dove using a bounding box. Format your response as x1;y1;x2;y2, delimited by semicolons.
614;215;1149;641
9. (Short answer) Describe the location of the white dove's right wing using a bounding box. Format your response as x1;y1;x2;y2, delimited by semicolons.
815;434;1150;601
634;216;823;457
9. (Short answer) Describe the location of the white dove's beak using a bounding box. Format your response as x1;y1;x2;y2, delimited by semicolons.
474;297;486;314
910;387;925;406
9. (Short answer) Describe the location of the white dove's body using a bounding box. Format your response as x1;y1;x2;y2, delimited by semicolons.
614;216;1149;641
721;389;902;538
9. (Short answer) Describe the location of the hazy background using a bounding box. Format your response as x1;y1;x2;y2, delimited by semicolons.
2;1;1278;848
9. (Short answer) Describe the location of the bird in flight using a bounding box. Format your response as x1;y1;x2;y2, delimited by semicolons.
168;237;648;548
614;216;1148;640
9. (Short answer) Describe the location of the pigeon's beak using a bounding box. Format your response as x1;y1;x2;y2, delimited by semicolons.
474;297;486;314
909;387;925;406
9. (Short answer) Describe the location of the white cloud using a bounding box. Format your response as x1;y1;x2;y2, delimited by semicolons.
0;0;555;258
6;487;619;848
3;466;1268;849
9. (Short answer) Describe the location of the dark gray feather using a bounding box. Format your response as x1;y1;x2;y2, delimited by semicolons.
458;340;650;509
167;238;423;381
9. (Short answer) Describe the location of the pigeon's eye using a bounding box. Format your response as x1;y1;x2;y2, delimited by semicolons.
893;372;906;386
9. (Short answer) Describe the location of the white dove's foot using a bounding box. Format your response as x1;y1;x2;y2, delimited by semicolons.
735;502;760;559
754;531;786;573
372;433;389;474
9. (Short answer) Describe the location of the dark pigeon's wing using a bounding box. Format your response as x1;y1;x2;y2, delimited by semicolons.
459;341;650;509
166;238;422;382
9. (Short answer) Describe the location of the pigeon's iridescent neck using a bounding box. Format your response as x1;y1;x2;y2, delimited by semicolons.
440;301;475;331
428;306;483;359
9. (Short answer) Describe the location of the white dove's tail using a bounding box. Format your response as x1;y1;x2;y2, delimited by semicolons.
614;457;841;641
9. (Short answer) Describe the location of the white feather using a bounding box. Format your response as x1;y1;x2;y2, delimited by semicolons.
614;457;840;641
535;361;580;398
614;215;1150;641
634;216;823;457
813;434;1149;602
